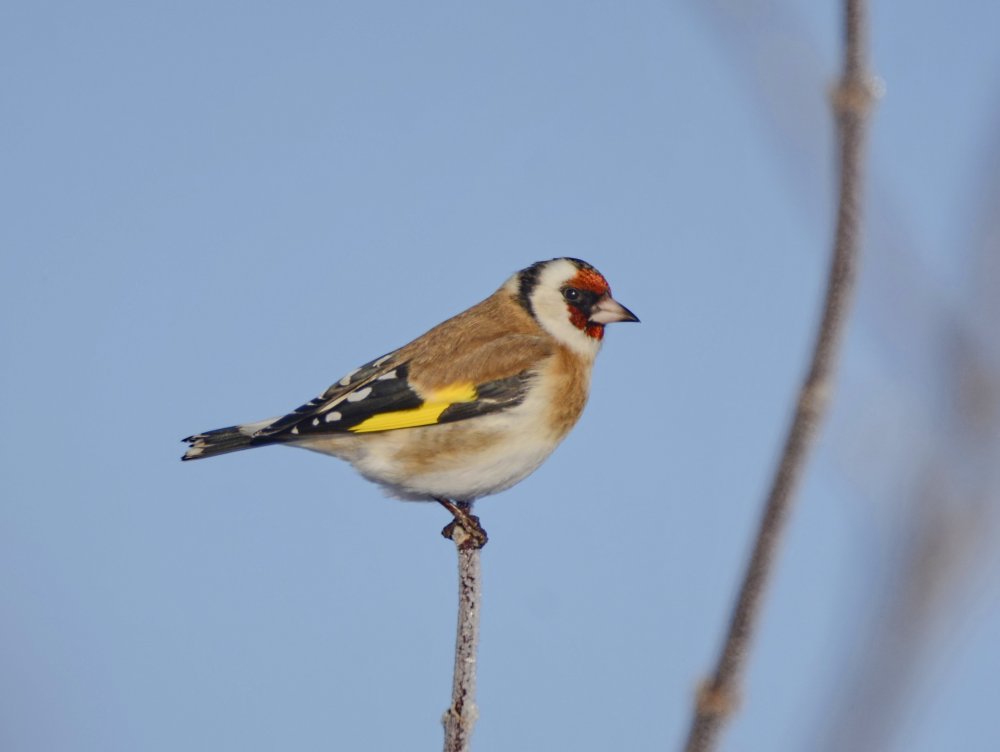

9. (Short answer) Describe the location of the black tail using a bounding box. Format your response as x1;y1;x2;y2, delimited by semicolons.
182;424;258;461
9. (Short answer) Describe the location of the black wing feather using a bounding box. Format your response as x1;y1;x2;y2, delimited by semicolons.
281;363;424;437
436;372;535;424
254;350;401;438
263;367;536;439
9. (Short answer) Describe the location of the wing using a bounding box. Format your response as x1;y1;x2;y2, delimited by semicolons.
255;349;541;441
254;349;402;438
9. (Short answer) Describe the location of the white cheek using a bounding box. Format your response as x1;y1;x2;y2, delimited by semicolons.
532;289;600;359
522;258;602;359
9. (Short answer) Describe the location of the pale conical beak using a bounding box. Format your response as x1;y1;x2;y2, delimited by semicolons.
589;295;640;324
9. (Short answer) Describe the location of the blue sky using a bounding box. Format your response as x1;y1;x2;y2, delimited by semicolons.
3;2;1000;750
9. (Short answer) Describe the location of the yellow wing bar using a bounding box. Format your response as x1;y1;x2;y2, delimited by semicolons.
348;383;477;433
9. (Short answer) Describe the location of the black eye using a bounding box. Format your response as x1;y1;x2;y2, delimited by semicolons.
563;287;581;302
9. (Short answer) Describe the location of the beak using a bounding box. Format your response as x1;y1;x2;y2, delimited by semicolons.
589;294;640;324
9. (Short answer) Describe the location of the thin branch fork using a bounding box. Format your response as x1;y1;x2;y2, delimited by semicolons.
681;2;877;750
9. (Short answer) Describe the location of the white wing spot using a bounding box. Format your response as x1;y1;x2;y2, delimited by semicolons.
374;354;393;366
347;386;373;402
291;426;299;435
325;411;342;423
312;418;320;426
377;370;397;380
338;368;360;386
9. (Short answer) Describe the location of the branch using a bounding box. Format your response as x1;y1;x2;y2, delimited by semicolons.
441;508;484;752
681;2;877;750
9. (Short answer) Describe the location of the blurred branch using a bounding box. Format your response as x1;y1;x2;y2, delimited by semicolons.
441;505;484;752
681;2;877;750
817;479;994;752
815;100;1000;752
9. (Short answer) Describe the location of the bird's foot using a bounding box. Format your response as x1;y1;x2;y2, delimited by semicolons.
436;499;488;549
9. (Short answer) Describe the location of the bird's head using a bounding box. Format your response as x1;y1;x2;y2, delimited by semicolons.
512;257;638;358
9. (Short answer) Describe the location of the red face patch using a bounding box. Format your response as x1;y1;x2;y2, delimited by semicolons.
568;307;605;340
570;268;610;296
566;268;610;340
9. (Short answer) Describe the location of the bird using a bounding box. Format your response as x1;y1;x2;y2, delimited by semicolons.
182;257;638;546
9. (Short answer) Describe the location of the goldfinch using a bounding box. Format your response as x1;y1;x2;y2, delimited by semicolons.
183;258;637;543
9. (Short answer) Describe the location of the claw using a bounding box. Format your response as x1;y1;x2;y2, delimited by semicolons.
436;499;488;549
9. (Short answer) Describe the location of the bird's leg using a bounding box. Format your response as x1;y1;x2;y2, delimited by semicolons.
436;498;488;549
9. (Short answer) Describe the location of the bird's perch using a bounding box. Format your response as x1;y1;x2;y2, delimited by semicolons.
441;508;485;752
681;1;877;750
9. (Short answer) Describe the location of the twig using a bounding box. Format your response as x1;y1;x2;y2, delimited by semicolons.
681;2;876;750
442;506;484;752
